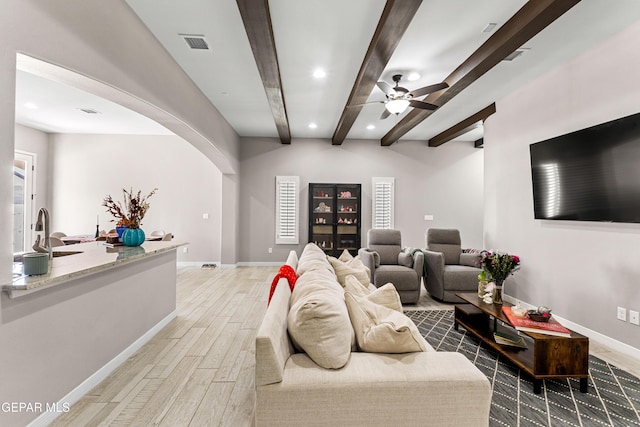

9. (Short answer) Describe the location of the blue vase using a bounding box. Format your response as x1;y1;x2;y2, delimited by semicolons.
115;226;129;239
122;228;145;246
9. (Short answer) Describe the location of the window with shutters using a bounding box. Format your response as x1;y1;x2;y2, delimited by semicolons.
372;177;395;229
275;176;299;244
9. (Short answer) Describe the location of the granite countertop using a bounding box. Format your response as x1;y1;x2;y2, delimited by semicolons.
4;240;186;298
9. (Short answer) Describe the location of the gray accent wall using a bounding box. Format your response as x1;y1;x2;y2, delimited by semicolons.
484;20;640;351
239;137;484;262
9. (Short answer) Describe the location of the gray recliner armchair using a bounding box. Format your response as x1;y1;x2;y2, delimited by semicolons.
424;228;481;303
358;229;423;304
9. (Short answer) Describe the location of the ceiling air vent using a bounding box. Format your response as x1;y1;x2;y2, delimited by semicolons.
180;34;209;50
77;108;100;114
503;48;530;62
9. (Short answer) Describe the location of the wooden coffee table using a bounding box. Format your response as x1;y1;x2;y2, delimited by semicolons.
454;292;589;394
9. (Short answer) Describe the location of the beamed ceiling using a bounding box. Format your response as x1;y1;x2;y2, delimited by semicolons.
14;1;640;146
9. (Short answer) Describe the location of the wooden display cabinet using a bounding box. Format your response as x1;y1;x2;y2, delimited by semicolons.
308;183;361;257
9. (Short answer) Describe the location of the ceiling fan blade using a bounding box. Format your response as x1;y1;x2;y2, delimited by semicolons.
408;82;449;98
409;100;439;110
379;109;391;120
376;81;394;96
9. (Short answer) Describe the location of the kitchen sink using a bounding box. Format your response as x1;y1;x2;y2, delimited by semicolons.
52;251;83;257
13;251;83;262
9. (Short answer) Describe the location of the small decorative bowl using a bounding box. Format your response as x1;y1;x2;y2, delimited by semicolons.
528;310;552;322
511;305;528;318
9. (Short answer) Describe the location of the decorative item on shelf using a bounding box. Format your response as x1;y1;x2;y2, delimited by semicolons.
528;306;552;322
122;227;146;247
477;269;489;298
482;282;495;304
477;250;521;304
511;303;528;318
103;187;157;247
493;285;503;304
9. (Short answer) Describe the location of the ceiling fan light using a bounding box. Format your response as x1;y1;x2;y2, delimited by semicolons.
385;99;410;115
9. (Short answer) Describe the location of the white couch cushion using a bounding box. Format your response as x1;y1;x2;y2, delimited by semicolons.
288;246;353;369
344;292;428;353
297;243;334;276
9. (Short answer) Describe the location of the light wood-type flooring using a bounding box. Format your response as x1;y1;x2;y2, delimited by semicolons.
52;266;640;426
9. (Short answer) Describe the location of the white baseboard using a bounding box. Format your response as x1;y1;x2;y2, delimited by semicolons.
177;261;282;268
177;261;222;267
503;294;640;361
237;261;281;267
27;311;177;427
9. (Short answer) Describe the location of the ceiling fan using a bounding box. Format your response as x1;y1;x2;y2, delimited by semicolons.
372;74;449;119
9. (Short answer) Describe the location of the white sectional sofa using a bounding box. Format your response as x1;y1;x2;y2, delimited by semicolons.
254;244;491;426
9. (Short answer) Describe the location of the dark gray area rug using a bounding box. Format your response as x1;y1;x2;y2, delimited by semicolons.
405;309;640;427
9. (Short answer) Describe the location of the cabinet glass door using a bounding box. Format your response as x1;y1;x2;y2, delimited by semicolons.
336;185;360;253
310;185;334;250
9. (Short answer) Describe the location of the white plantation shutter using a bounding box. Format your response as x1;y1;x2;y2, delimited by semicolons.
275;176;299;244
372;177;395;229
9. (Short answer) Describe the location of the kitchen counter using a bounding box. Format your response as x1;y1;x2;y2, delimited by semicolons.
4;240;186;298
1;240;185;426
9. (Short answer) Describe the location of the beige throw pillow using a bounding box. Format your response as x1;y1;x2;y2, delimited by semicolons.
366;283;403;312
343;275;402;312
338;249;354;262
344;292;428;353
328;256;370;288
343;274;371;297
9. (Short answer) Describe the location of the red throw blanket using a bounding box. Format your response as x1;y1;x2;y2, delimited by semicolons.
268;264;297;305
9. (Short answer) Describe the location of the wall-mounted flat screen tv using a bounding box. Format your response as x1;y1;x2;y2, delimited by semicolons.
530;111;640;223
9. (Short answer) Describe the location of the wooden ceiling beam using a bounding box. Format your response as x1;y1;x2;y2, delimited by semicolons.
381;0;581;146
331;0;423;145
429;103;496;147
236;0;291;144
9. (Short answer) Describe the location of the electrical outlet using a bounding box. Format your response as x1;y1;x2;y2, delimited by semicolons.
630;310;639;326
183;247;188;253
617;306;627;321
268;247;273;254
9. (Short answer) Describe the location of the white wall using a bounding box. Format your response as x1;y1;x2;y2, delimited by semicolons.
15;123;50;220
485;20;640;351
239;137;484;262
0;0;241;286
49;134;223;263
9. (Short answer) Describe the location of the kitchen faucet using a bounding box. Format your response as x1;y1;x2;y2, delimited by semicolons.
33;207;52;259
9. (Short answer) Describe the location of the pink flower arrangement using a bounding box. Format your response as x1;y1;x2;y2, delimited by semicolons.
477;250;521;287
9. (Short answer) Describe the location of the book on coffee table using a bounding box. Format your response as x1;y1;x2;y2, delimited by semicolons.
493;331;527;348
502;306;571;338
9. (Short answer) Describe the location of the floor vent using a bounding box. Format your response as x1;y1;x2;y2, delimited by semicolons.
180;34;209;50
201;263;217;269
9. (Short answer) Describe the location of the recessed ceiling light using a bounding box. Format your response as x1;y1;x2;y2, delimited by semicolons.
24;102;38;109
366;124;375;130
313;69;326;79
308;122;318;129
407;72;421;81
